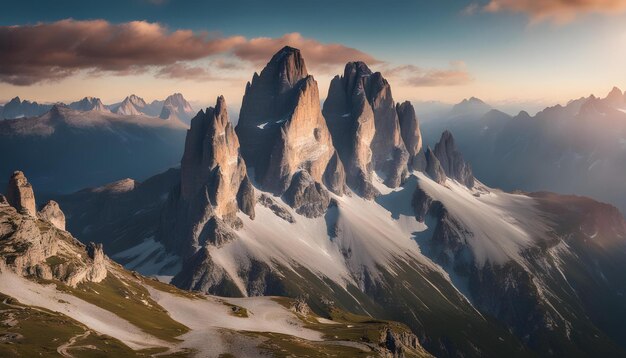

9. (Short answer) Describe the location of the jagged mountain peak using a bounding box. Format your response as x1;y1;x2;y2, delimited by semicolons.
450;96;491;117
324;59;408;193
68;96;110;112
171;95;255;255
397;101;425;170
602;86;625;107
237;47;343;200
159;93;195;124
266;45;308;89
433;130;474;188
126;94;146;104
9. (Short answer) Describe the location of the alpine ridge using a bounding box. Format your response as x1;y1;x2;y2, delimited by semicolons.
50;47;626;358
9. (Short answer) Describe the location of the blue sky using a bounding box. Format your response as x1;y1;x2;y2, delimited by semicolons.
1;0;625;114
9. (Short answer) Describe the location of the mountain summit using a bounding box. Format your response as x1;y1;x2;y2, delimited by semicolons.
236;46;345;198
323;61;410;197
159;93;195;124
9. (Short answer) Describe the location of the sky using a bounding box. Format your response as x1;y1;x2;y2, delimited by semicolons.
1;0;626;114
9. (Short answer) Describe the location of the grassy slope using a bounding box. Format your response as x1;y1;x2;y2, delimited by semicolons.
0;293;143;358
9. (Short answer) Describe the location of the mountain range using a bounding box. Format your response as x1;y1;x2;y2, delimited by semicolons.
0;104;188;196
13;46;619;357
1;93;195;124
421;87;626;214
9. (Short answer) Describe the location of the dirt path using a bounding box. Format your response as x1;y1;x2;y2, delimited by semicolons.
57;330;91;358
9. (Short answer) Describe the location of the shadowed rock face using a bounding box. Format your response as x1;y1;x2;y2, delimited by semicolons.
283;170;331;218
397;101;425;171
6;171;36;217
236;46;345;197
433;131;474;188
323;61;409;197
425;147;446;184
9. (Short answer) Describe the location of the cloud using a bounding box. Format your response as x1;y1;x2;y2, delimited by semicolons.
232;33;381;69
0;20;379;85
385;62;473;87
478;0;626;22
155;63;214;81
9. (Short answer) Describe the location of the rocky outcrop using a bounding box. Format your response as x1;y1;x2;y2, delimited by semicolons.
78;242;107;285
171;246;241;295
236;176;256;220
424;148;446;184
377;327;427;358
258;194;295;223
0;172;106;287
283;171;331;218
323;61;409;195
236;47;344;199
38;200;66;230
396;101;425;171
433;131;474;188
6;171;36;217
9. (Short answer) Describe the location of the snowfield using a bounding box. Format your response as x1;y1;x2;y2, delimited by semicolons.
415;172;551;266
147;287;321;356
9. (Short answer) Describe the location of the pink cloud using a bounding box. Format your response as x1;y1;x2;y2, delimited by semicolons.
0;20;380;85
384;62;473;87
232;33;380;69
481;0;626;22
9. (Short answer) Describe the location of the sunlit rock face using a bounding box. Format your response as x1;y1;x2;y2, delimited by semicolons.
161;96;255;256
323;61;409;198
6;171;36;217
236;46;345;196
1;172;107;287
181;95;252;221
38;200;66;231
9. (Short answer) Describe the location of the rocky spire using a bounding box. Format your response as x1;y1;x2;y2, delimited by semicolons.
38;200;66;230
396;101;425;171
6;171;36;217
323;61;408;197
160;96;254;257
425;147;446;184
181;95;254;222
236;46;345;198
433;131;474;188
